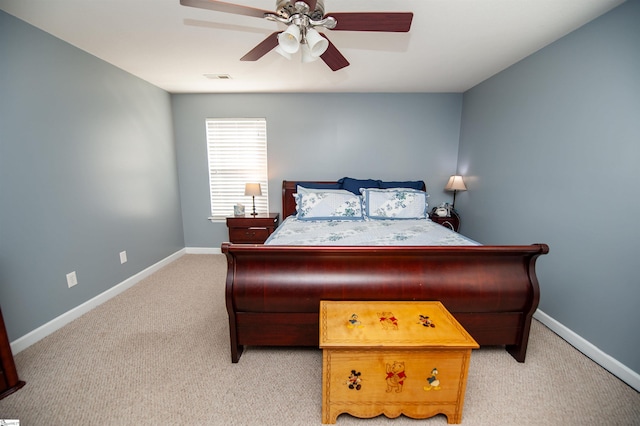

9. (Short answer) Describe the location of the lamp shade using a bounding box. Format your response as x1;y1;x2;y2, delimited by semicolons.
305;28;329;57
444;175;467;191
244;183;262;197
278;25;301;54
275;44;292;60
300;44;318;63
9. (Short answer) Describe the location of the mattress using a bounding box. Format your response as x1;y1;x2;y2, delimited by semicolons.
265;216;479;246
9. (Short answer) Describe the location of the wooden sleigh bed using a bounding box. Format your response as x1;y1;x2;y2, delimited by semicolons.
222;180;548;363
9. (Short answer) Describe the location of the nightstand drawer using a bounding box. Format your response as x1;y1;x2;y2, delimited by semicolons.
226;213;280;244
229;227;271;243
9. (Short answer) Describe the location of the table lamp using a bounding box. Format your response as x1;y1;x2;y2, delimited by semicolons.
444;175;467;210
244;183;262;216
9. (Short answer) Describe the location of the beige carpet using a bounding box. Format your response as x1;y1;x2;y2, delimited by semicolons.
1;254;638;425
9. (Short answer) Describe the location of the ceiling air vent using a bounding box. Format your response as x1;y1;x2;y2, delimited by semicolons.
204;74;232;80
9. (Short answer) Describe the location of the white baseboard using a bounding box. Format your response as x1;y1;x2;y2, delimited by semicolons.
534;309;639;392
10;248;187;354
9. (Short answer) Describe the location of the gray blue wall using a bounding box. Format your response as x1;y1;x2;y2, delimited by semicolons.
172;93;463;247
0;11;185;340
457;0;640;373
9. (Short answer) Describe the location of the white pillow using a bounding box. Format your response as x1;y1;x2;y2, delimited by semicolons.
361;188;428;220
295;191;364;220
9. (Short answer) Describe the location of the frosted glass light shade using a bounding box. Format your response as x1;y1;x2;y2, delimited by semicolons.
278;25;301;54
306;28;329;57
275;44;292;59
301;44;318;63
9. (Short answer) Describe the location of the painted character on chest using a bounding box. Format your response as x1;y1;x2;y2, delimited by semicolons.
378;312;399;330
424;367;441;391
346;370;362;390
385;361;406;393
418;314;435;327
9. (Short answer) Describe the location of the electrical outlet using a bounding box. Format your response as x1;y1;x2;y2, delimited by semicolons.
66;271;78;288
120;250;127;264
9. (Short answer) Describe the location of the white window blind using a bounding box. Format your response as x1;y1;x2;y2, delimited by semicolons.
206;118;269;219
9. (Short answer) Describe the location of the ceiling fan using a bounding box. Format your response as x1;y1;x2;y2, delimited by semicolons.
180;0;413;71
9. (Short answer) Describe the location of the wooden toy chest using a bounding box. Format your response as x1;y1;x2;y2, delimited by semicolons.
320;301;479;424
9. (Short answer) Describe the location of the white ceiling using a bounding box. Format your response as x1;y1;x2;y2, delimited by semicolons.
0;0;625;93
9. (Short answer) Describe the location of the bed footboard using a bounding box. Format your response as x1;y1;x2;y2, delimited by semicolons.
222;243;548;363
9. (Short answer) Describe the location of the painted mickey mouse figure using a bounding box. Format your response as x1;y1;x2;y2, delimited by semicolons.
347;370;362;390
418;314;436;328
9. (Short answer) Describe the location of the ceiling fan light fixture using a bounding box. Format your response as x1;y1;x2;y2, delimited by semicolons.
300;44;318;63
305;28;328;57
278;24;301;54
275;44;292;60
180;0;413;72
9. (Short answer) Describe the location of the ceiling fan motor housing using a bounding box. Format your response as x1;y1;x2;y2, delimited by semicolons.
276;0;325;20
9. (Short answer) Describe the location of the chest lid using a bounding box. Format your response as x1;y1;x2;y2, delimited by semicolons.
320;301;479;349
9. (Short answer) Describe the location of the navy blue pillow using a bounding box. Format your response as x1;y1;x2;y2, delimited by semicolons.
378;180;425;191
338;177;380;194
295;182;342;190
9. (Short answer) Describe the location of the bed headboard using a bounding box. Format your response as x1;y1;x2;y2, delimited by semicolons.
281;180;427;219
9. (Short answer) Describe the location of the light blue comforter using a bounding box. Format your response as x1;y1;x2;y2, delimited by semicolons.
265;216;479;246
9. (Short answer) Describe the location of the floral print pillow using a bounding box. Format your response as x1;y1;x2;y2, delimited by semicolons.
361;188;428;219
295;192;364;220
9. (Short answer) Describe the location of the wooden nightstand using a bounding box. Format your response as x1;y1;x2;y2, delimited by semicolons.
429;210;460;232
226;213;279;244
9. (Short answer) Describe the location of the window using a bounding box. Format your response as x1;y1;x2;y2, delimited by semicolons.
206;118;269;219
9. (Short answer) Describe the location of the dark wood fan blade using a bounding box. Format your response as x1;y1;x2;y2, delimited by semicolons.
180;0;271;19
240;32;281;61
319;34;349;71
329;12;413;32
